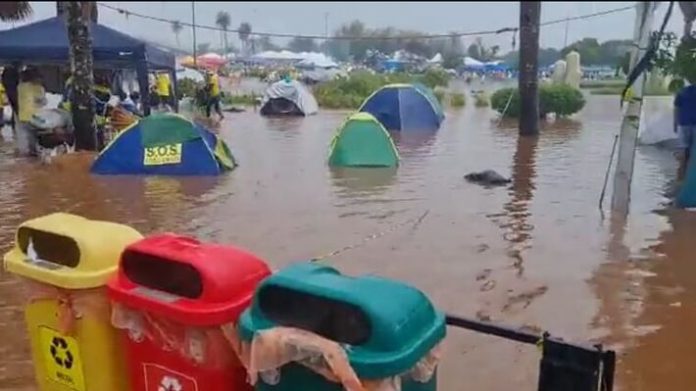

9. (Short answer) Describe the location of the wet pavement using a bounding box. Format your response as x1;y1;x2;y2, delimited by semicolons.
0;93;690;390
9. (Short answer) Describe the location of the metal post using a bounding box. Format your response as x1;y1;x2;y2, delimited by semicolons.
518;1;541;136
192;1;197;67
610;2;656;217
563;13;570;47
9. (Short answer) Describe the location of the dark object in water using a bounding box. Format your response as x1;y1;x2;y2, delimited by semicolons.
464;170;511;186
260;98;303;116
222;105;245;113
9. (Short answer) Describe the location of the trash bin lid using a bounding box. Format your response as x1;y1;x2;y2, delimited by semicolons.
108;233;271;326
238;262;446;378
3;213;143;289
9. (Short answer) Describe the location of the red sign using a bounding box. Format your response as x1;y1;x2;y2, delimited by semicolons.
143;363;198;391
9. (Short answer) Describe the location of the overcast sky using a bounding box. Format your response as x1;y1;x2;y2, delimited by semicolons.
0;2;684;52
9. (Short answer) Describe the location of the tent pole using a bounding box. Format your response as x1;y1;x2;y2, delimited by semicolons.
171;68;179;113
137;59;151;116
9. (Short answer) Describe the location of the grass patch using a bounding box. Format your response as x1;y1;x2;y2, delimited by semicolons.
313;69;450;109
474;92;489;107
222;93;259;105
579;79;625;89
450;93;466;108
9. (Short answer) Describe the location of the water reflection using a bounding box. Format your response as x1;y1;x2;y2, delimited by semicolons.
502;136;539;276
390;131;438;158
329;167;398;199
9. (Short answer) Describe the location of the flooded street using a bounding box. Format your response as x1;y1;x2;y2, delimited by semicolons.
0;94;691;390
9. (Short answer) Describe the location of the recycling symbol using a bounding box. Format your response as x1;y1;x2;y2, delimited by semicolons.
158;375;183;391
50;337;74;369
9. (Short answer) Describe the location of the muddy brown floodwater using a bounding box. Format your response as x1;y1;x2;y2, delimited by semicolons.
0;94;691;390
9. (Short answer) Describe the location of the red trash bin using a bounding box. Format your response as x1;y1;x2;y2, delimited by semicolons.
107;233;271;391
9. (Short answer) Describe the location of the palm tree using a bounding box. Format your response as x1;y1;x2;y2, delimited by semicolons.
0;2;32;21
238;22;252;55
1;2;98;150
215;11;231;54
171;20;183;49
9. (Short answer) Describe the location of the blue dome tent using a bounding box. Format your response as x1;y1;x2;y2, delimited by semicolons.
91;114;236;176
359;84;444;131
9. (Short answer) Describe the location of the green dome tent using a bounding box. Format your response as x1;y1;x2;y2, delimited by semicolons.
328;112;399;167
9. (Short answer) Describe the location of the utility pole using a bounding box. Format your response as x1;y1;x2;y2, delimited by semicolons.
518;1;541;136
324;12;329;55
192;1;197;67
611;2;657;217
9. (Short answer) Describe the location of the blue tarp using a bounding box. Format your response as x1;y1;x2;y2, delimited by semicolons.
0;17;174;69
91;114;236;176
359;84;445;131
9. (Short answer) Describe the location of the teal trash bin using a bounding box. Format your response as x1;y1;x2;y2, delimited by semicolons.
237;262;446;391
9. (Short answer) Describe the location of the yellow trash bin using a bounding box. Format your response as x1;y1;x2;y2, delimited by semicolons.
3;213;143;391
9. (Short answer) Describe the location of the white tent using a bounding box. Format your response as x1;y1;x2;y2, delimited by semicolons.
297;53;338;68
428;53;443;64
463;57;484;67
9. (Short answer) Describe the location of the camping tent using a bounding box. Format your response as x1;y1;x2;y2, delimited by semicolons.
0;17;176;115
260;79;318;116
91;114;236;176
328;112;399;167
359;84;445;131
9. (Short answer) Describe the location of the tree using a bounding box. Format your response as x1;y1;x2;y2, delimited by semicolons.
467;37;499;61
256;36;279;51
171;21;183;48
519;1;541;136
287;36;318;52
215;11;231;54
238;22;252;55
65;2;97;150
197;42;210;54
502;47;560;68
0;2;32;21
57;1;97;22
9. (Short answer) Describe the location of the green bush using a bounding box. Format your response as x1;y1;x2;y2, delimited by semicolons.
540;84;585;117
491;88;521;117
420;68;451;89
450;92;466;108
474;92;489;107
313;71;448;109
491;84;585;118
433;89;445;105
177;78;201;99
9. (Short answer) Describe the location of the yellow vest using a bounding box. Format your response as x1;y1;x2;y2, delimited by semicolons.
18;82;45;122
0;83;6;107
156;74;170;97
209;74;220;97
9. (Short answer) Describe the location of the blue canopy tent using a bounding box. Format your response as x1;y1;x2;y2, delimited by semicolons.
0;17;176;114
359;83;445;131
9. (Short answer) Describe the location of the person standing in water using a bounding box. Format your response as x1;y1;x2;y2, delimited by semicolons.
2;63;20;131
16;67;47;156
205;70;224;121
674;77;696;180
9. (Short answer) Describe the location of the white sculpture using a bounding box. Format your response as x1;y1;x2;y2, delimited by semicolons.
550;59;567;84
563;51;582;89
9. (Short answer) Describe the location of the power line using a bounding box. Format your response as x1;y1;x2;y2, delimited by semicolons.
97;2;634;41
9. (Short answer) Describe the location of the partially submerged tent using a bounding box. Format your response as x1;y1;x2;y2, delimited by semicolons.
91;114;236;176
0;17;176;115
359;84;445;131
328;112;399;167
260;80;318;116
